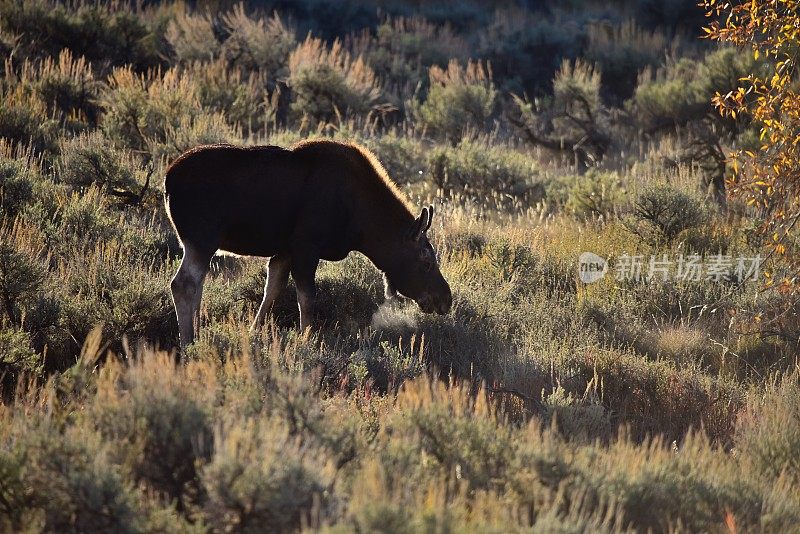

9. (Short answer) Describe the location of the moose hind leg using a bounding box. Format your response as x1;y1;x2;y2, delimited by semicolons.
251;253;290;331
171;243;212;350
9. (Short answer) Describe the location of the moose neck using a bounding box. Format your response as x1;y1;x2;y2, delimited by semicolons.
355;193;414;274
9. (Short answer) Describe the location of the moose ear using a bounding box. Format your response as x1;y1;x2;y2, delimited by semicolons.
409;207;430;241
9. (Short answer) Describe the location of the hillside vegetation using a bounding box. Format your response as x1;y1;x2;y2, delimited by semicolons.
1;0;799;531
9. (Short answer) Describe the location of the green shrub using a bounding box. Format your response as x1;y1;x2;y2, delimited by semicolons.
630;48;757;131
695;48;760;100
375;16;467;71
630;59;704;131
363;132;427;184
585;274;740;347
4;425;143;533
0;222;46;328
0;24;14;61
0;447;28;531
566;170;627;218
0;328;41;379
221;6;295;85
348;339;425;391
553;58;603;118
97;67;162;152
22;293;68;370
553;59;609;163
26;49;100;129
510;59;611;168
184;59;272;132
165;10;220;63
3;49;100;133
413;60;496;140
100;66;236;158
483;237;575;295
316;252;384;325
565;435;770;531
0;86;59;156
202;419;329;532
410;402;516;492
90;355;213;510
575;341;742;442
624;183;707;245
59;243;174;351
541;383;611;442
287;36;383;124
0;0;159;71
55;189;118;245
354;16;468;102
156;112;237;161
0;157;36;220
0;219;68;370
211;249;384;342
427;138;539;197
736;373;800;484
57;133;143;199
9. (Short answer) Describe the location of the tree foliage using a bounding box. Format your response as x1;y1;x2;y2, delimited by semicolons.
703;0;800;286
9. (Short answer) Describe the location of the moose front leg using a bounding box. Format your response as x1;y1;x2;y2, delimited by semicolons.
383;272;398;300
251;253;290;331
291;256;319;332
383;273;407;305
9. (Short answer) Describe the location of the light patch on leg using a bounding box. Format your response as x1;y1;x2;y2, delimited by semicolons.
171;243;210;348
297;290;315;330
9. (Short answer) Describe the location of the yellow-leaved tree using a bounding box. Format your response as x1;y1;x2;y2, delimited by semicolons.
703;0;800;290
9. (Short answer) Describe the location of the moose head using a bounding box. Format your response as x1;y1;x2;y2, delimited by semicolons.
383;205;452;315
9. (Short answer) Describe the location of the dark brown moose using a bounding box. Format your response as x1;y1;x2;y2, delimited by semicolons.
165;140;452;348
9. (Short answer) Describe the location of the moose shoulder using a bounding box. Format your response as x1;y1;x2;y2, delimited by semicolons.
164;140;452;348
